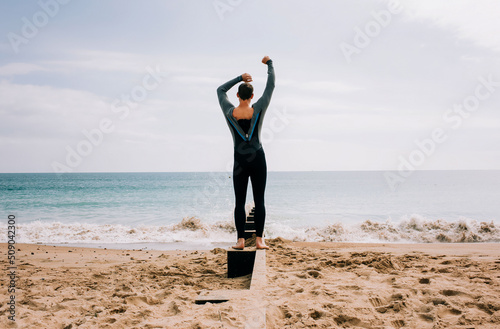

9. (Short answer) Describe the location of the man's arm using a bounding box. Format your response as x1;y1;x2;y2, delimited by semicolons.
217;75;241;114
217;73;252;114
254;57;275;113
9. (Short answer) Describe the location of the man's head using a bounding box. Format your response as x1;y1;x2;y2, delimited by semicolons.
237;82;254;100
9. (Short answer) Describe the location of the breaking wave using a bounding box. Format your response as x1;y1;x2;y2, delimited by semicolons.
3;215;499;245
266;215;499;243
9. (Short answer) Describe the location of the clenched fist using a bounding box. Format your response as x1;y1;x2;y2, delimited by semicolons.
241;73;252;82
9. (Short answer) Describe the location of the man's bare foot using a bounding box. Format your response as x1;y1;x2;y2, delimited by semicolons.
232;238;245;250
256;237;270;249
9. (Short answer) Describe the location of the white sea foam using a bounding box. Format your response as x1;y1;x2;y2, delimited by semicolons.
3;215;499;245
268;214;499;243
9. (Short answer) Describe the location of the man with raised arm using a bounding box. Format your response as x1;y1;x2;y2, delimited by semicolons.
217;56;275;249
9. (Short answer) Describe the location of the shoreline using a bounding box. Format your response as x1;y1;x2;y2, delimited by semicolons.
7;240;500;252
39;241;236;251
1;241;499;328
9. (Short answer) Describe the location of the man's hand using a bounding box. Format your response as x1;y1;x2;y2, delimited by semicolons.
262;56;271;64
241;73;252;82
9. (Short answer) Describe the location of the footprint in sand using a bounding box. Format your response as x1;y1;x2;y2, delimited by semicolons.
419;313;435;322
473;300;500;315
339;285;362;291
279;304;300;320
307;270;322;278
391;319;405;328
110;305;127;314
440;289;469;297
310;309;323;320
369;296;390;313
369;296;385;307
166;301;181;316
125;296;161;306
431;298;447;305
26;299;47;311
436;306;462;317
334;314;361;326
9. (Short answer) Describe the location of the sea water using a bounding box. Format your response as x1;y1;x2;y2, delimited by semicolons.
1;171;499;249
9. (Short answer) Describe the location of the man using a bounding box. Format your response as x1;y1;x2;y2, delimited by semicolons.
217;56;275;249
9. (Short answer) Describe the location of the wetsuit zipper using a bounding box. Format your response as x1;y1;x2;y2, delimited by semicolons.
217;60;274;146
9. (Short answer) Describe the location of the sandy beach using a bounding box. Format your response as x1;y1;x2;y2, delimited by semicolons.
1;240;500;328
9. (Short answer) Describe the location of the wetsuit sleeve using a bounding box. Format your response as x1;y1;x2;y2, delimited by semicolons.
253;59;275;114
217;75;243;115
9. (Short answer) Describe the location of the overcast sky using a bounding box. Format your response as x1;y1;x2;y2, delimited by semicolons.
1;0;499;173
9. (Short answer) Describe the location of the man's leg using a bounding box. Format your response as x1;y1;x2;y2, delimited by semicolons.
250;149;268;249
233;157;249;248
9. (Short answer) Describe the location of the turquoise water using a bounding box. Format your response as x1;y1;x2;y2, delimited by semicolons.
1;171;500;246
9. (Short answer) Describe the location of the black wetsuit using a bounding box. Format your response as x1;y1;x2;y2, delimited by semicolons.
217;60;275;239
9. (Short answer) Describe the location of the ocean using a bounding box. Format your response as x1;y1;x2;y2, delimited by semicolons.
2;171;499;249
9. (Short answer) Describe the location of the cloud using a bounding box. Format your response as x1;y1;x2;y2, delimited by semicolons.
0;80;110;139
0;62;47;76
298;80;363;94
401;0;500;52
171;76;223;85
41;50;155;74
1;1;499;172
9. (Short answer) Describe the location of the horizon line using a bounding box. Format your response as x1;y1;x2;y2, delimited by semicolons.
1;169;500;174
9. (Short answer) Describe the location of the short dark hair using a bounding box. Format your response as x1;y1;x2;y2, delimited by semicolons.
238;82;253;100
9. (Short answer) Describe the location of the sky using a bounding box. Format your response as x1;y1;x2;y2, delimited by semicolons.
0;0;499;173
